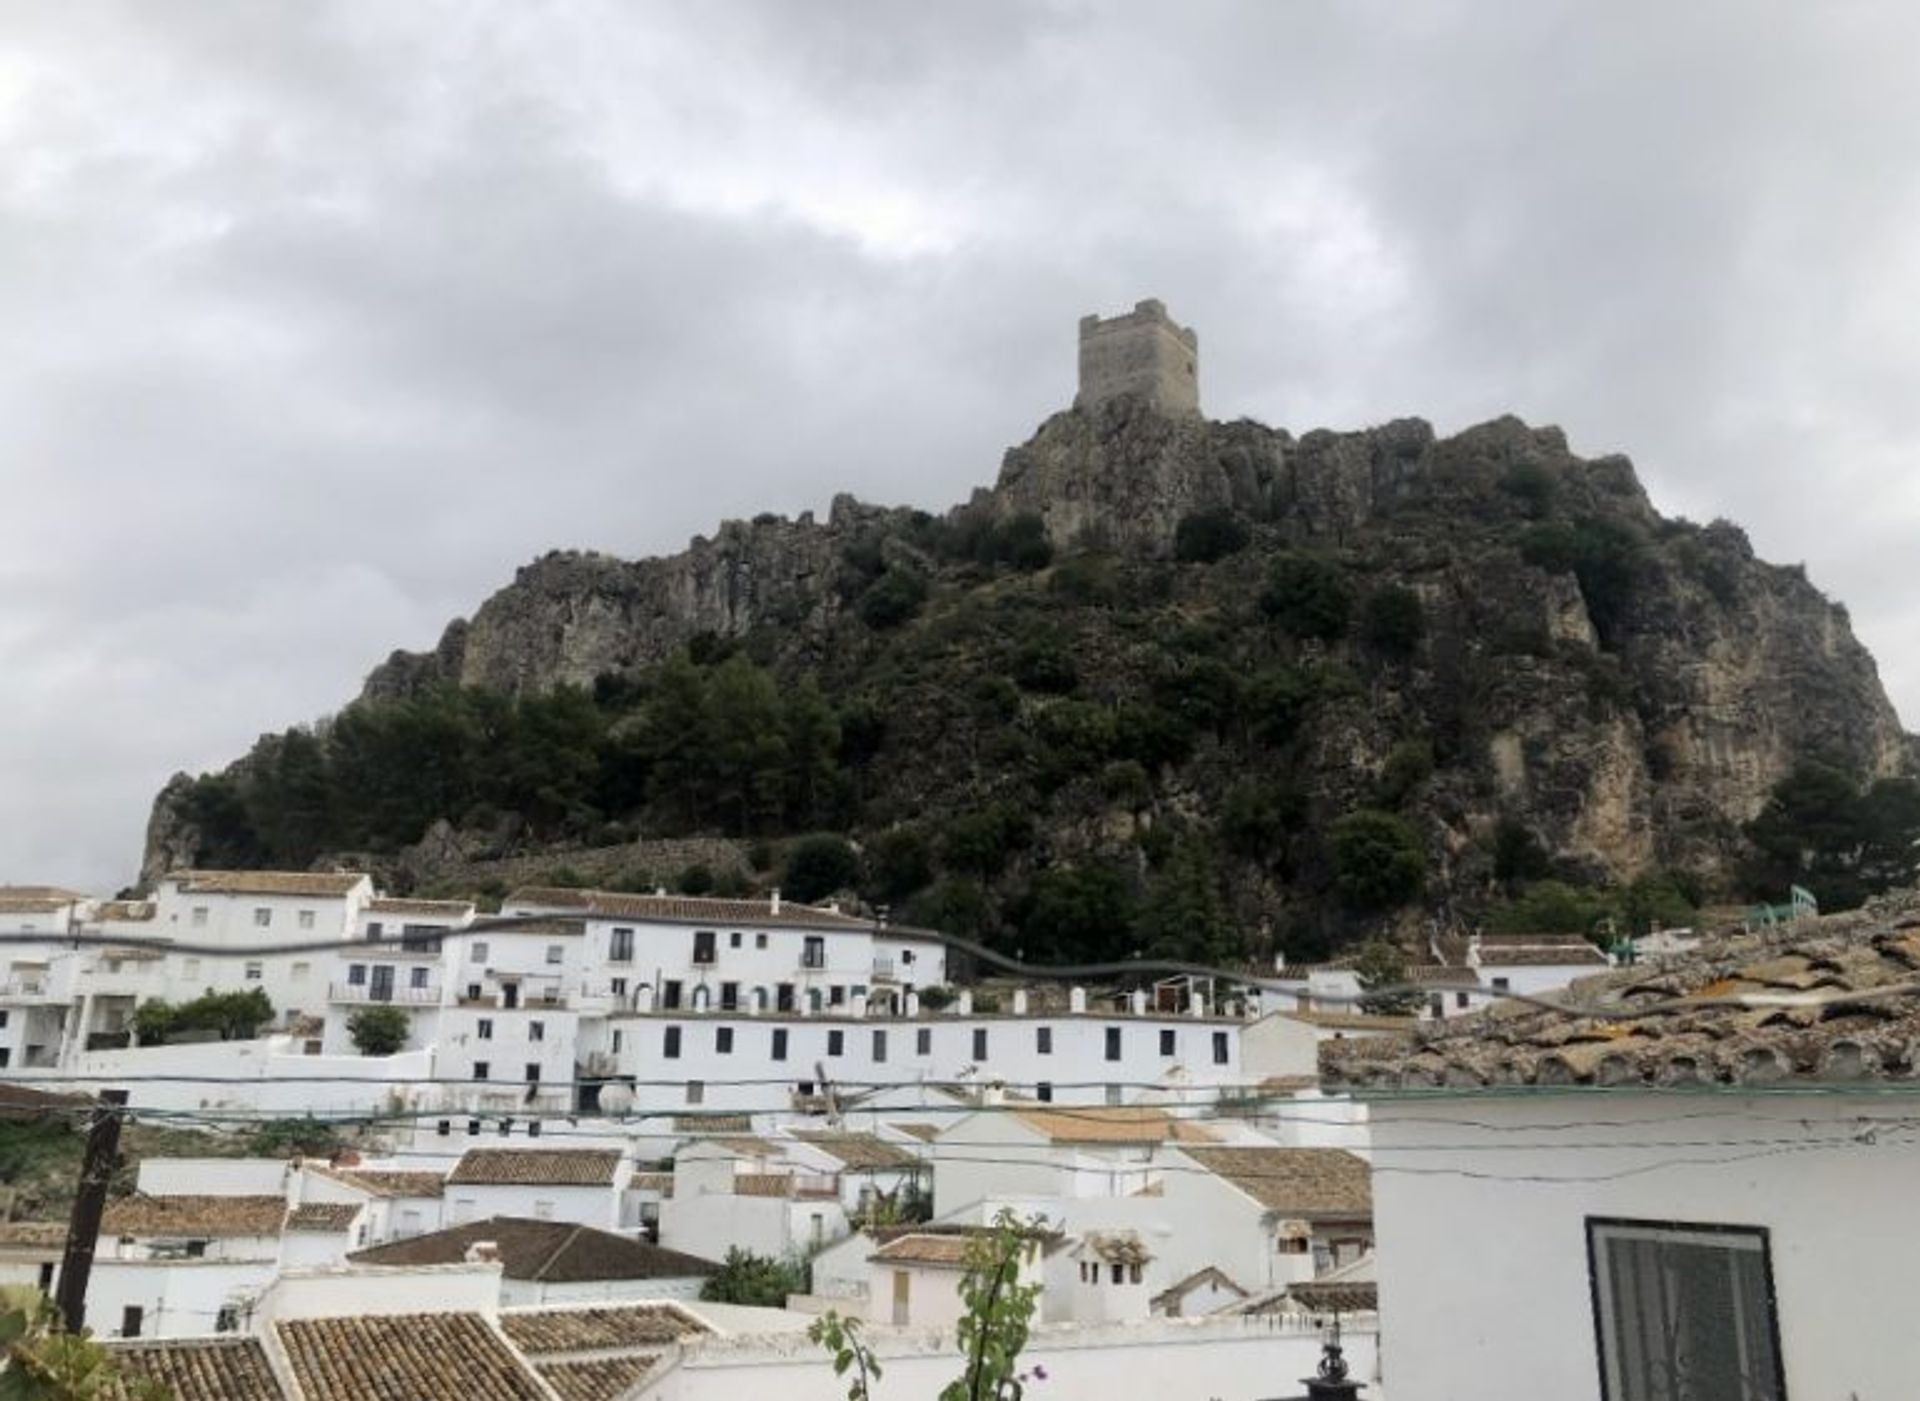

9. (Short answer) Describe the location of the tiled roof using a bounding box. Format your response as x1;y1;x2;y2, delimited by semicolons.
0;897;73;915
167;870;368;897
1408;965;1480;986
788;1131;920;1171
0;885;86;902
1285;1011;1423;1032
1080;1231;1151;1266
92;900;157;922
1150;1266;1249;1311
277;1313;548;1401
351;1217;717;1282
102;1195;288;1238
0;1222;67;1248
499;1303;709;1354
506;886;880;932
889;1122;941;1142
1178;1148;1373;1217
689;1135;777;1159
629;1172;675;1195
285;1202;362;1232
871;1233;971;1267
448;1148;621;1186
317;1167;447;1199
1006;1106;1215;1146
734;1173;794;1197
1324;901;1920;1092
1475;944;1610;967
1285;1280;1379;1314
538;1356;660;1401
105;1338;286;1401
673;1113;753;1133
367;897;475;916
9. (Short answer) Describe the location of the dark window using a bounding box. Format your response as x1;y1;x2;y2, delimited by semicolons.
686;1081;704;1104
1456;990;1470;1009
1105;1026;1122;1061
36;1261;53;1291
1159;1028;1175;1056
803;936;826;968
721;982;740;1011
436;1119;451;1137
1492;976;1511;992
347;964;367;986
663;980;684;1010
365;921;382;942
184;1240;207;1258
830;985;846;1005
972;1028;988;1060
916;1028;931;1055
1212;1031;1230;1065
777;983;796;1012
1429;994;1444;1019
693;929;716;964
610;928;635;962
1036;1026;1052;1055
664;1027;682;1059
401;924;441;954
121;1306;143;1338
498;1118;511;1136
529;1021;544;1042
473;1061;490;1080
525;1063;540;1083
729;930;742;948
1588;1218;1784;1401
612;977;627;997
755;933;768;949
872;1029;888;1062
528;1120;542;1137
772;1028;789;1061
468;1119;481;1136
828;1029;845;1057
716;1026;734;1054
1036;1082;1053;1102
477;1019;492;1040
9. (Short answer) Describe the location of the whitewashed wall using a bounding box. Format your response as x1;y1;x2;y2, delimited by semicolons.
1369;1089;1920;1401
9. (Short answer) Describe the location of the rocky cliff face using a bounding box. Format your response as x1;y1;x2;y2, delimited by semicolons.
160;397;1910;919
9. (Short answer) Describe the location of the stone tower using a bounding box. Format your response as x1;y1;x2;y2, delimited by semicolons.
1075;298;1200;417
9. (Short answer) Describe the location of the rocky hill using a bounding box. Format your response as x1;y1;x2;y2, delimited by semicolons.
143;396;1913;963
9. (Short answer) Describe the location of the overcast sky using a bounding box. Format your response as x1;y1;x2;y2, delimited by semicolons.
5;2;1919;891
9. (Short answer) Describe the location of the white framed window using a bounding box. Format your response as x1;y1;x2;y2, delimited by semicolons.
298;910;315;930
1588;1218;1783;1401
470;941;488;963
243;961;263;981
291;962;309;980
190;907;208;928
409;967;429;989
252;908;272;928
545;944;563;965
183;958;200;979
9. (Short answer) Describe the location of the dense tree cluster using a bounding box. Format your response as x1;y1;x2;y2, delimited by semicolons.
1742;761;1920;911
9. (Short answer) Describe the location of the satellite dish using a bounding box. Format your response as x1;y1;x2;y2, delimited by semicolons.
598;1081;635;1118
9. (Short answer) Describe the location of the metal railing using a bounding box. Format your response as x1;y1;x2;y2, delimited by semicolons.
328;983;439;1005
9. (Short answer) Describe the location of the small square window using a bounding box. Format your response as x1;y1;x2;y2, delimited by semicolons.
243;961;263;981
190;907;208;927
298;910;315;930
473;1061;490;1081
755;933;768;949
471;941;488;963
525;1063;540;1083
610;928;635;962
348;964;367;986
611;977;627;996
545;944;564;965
686;1081;705;1104
252;908;271;928
366;921;383;942
730;931;743;948
1037;1082;1053;1103
410;967;429;989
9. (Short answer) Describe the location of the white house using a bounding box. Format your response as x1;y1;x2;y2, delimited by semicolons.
1322;905;1920;1401
659;1137;850;1260
865;1230;1047;1328
932;1104;1217;1219
444;1147;629;1231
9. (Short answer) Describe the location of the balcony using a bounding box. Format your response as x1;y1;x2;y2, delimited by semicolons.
329;983;439;1005
0;980;59;1003
871;957;896;982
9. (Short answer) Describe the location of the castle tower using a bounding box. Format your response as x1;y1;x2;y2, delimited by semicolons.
1075;298;1200;417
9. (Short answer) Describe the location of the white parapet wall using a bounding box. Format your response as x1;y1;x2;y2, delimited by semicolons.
61;1036;436;1117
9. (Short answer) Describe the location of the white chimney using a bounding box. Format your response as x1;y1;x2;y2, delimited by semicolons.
957;990;973;1016
770;889;783;915
655;886;668;898
464;1241;501;1264
851;992;868;1018
1190;994;1209;1019
1011;989;1029;1015
637;984;657;1013
1069;987;1087;1015
1129;990;1147;1016
904;992;920;1017
980;1081;1006;1107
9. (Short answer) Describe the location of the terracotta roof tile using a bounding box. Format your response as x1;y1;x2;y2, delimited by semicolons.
787;1131;920;1171
104;1338;286;1401
277;1312;547;1401
317;1167;447;1199
351;1217;716;1282
102;1195;287;1239
1005;1106;1215;1145
92;900;157;923
673;1113;753;1133
871;1234;971;1267
889;1122;941;1142
537;1356;660;1401
285;1202;362;1232
0;1222;67;1248
1178;1148;1373;1217
448;1148;620;1186
367;897;475;917
168;870;368;897
734;1173;794;1197
1322;898;1920;1092
1284;1280;1379;1314
0;897;73;915
506;886;881;932
499;1304;708;1354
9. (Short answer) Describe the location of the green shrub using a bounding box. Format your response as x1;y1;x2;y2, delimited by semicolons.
783;834;861;903
1010;639;1078;695
1361;586;1425;658
1261;555;1352;640
347;1005;410;1056
1221;778;1307;864
1329;809;1427;910
1173;508;1250;563
700;1248;809;1306
866;827;934;903
858;569;929;629
1375;739;1434;808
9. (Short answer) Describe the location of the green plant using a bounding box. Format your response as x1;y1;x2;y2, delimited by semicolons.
809;1310;883;1401
244;1117;344;1158
1260;554;1352;640
1361;585;1425;658
1352;940;1422;1016
699;1248;808;1307
1329;809;1427;911
784;834;861;904
859;570;930;629
1172;507;1249;563
944;1210;1046;1401
346;1005;410;1057
0;1287;169;1399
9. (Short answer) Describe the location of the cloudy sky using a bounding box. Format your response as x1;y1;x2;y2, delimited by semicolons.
5;2;1919;891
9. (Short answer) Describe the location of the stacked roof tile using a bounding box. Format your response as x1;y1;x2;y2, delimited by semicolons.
102;1195;288;1238
276;1313;547;1401
448;1148;621;1186
104;1338;285;1401
351;1217;716;1282
498;1303;708;1352
1178;1148;1373;1217
787;1130;920;1171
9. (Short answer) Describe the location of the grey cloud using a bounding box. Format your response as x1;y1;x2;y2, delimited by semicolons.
4;1;1918;888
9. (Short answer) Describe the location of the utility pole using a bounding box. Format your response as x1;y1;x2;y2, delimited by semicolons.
54;1088;128;1333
